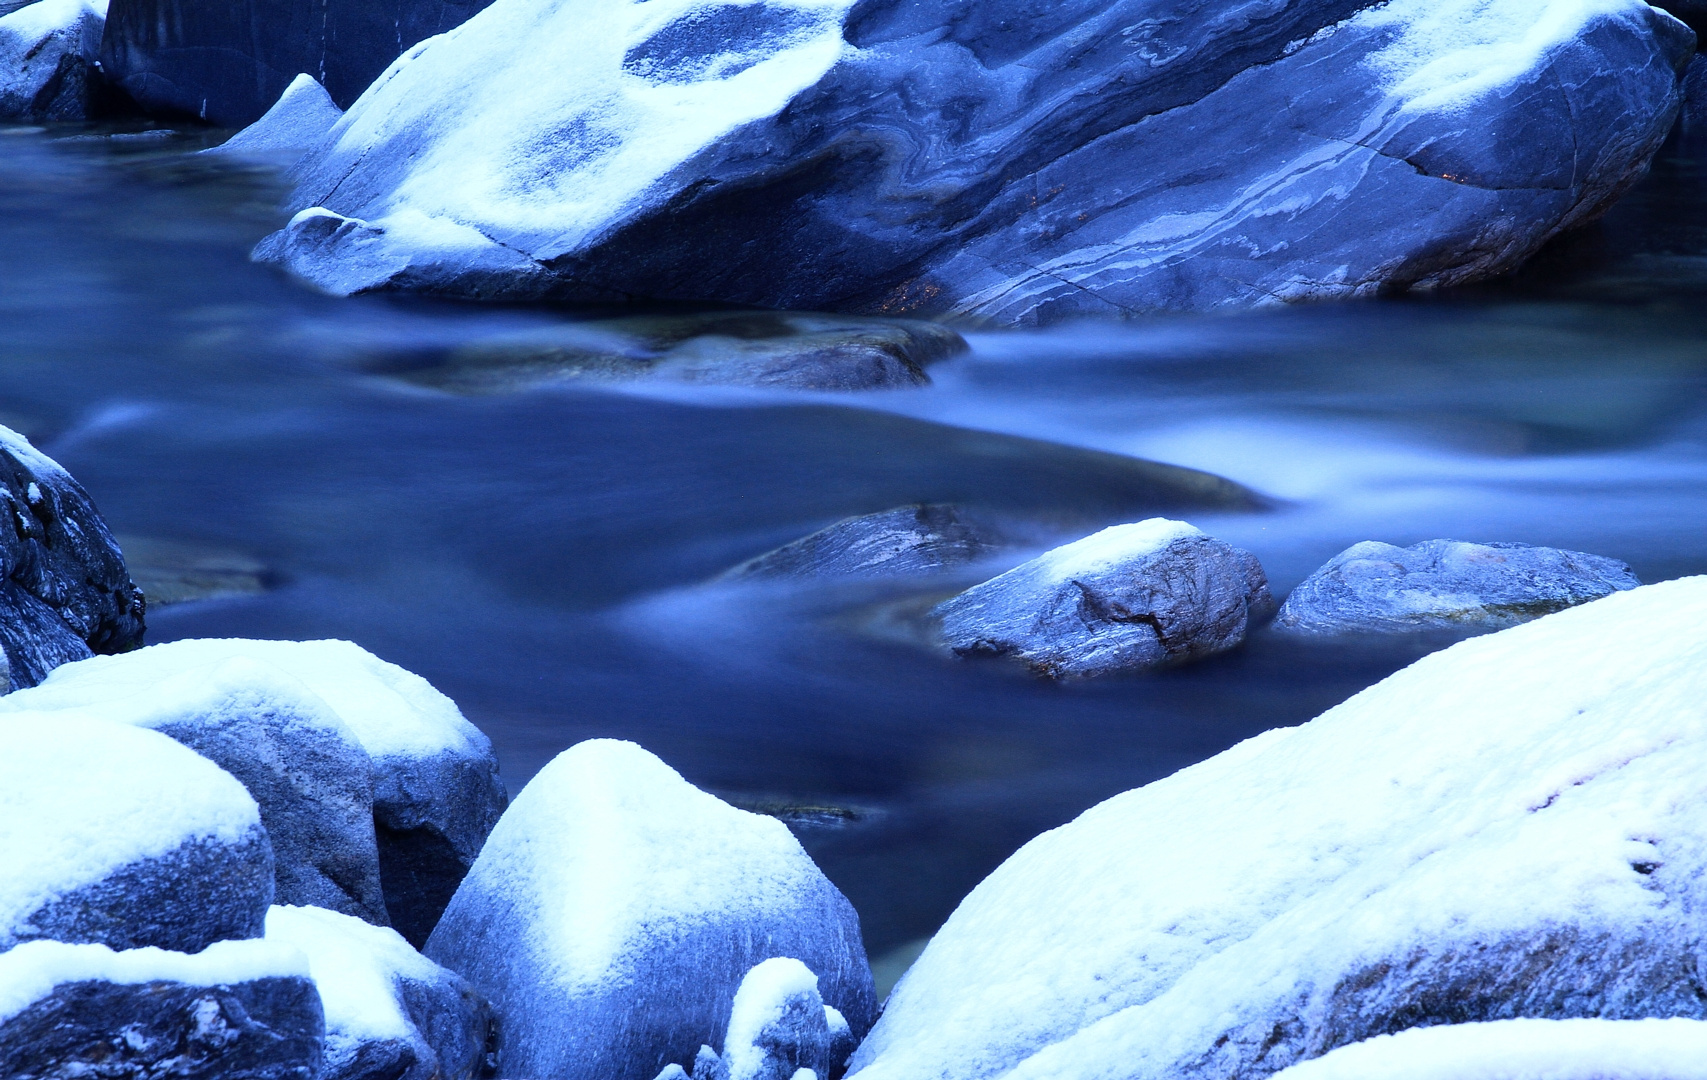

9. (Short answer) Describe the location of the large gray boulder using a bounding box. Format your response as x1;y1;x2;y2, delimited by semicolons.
932;519;1273;678
256;0;1690;323
0;714;273;953
0;938;323;1080
267;904;491;1080
851;576;1707;1080
0;0;103;121
0;426;144;693
724;505;1000;582
425;739;876;1080
1273;539;1641;636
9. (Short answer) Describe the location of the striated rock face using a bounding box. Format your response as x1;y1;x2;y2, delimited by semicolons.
260;0;1691;323
0;426;143;692
932;519;1273;678
725;505;999;581
852;577;1707;1080
1273;539;1641;636
0;0;104;122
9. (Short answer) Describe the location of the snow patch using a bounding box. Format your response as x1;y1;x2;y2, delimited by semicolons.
265;904;437;1042
0;938;309;1023
1013;519;1200;585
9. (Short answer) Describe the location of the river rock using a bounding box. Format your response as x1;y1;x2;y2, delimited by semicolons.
206;73;343;163
851;576;1707;1080
683;958;840;1080
266;904;491;1080
724;505;998;581
1273;539;1641;636
0;426;144;692
932;519;1273;678
257;0;1689;323
425;739;876;1080
0;714;273;953
0;0;103;121
0;938;323;1080
3;654;390;925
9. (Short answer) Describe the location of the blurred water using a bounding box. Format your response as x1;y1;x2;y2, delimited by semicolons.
2;112;1705;957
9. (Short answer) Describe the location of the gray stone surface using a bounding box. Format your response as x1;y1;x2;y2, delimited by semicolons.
262;0;1692;323
1273;539;1640;636
0;427;143;692
724;504;999;581
933;520;1274;678
0;0;104;122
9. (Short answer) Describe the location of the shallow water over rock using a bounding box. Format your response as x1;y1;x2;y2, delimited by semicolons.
3;108;1706;956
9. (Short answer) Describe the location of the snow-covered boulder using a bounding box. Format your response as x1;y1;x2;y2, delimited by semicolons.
0;425;143;692
725;505;999;581
0;715;273;953
719;958;840;1080
266;905;491;1080
2;656;390;925
2;637;505;945
1273;539;1641;635
0;938;323;1080
0;0;104;121
425;739;875;1080
931;519;1273;678
851;576;1707;1080
256;0;1688;323
207;73;344;163
1268;1017;1707;1080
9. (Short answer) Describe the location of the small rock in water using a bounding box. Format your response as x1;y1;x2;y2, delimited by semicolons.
724;505;1000;581
932;519;1274;678
116;534;274;606
1272;539;1640;636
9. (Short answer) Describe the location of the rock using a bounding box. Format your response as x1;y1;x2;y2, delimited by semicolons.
1;637;506;946
115;534;274;606
683;958;839;1080
931;519;1273;678
3;654;390;926
425;739;876;1080
0;938;323;1080
1268;1017;1707;1080
205;73;343;164
266;904;492;1080
260;0;1689;323
99;0;494;126
850;576;1707;1080
369;311;966;393
0;0;103;122
723;505;998;581
0;715;273;953
0;425;144;692
1272;539;1640;636
1653;1;1707;32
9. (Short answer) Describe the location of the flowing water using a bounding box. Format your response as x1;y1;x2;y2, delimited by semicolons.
3;106;1706;970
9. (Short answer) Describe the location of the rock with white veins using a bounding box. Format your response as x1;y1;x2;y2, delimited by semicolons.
932;519;1273;678
851;576;1707;1080
425;739;875;1080
1273;539;1641;635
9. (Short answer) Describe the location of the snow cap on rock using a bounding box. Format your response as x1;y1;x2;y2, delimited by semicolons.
209;73;344;160
723;958;833;1080
0;938;310;1023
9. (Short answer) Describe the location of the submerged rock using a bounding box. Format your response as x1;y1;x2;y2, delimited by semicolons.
425;739;875;1080
0;715;273;953
932;519;1273;678
1273;539;1640;636
0;938;323;1080
853;576;1707;1080
0;0;103;122
724;505;998;581
260;0;1689;323
206;73;343;164
116;534;274;606
0;425;144;692
266;904;491;1080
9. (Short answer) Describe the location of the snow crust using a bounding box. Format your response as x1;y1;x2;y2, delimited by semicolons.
265;904;440;1042
853;576;1707;1080
725;958;821;1080
211;74;343;157
0;715;260;947
1271;1018;1707;1080
0;937;309;1023
0;424;71;484
1018;519;1200;584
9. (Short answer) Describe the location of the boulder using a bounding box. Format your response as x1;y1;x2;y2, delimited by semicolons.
3;654;390;925
723;505;999;581
206;73;343;163
266;904;491;1080
1272;539;1640;636
99;0;494;125
425;739;876;1080
931;519;1273;678
685;958;841;1080
258;0;1690;323
850;576;1707;1080
1;637;506;946
0;0;103;121
0;425;144;692
0;938;323;1080
0;714;273;954
1268;1018;1707;1080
